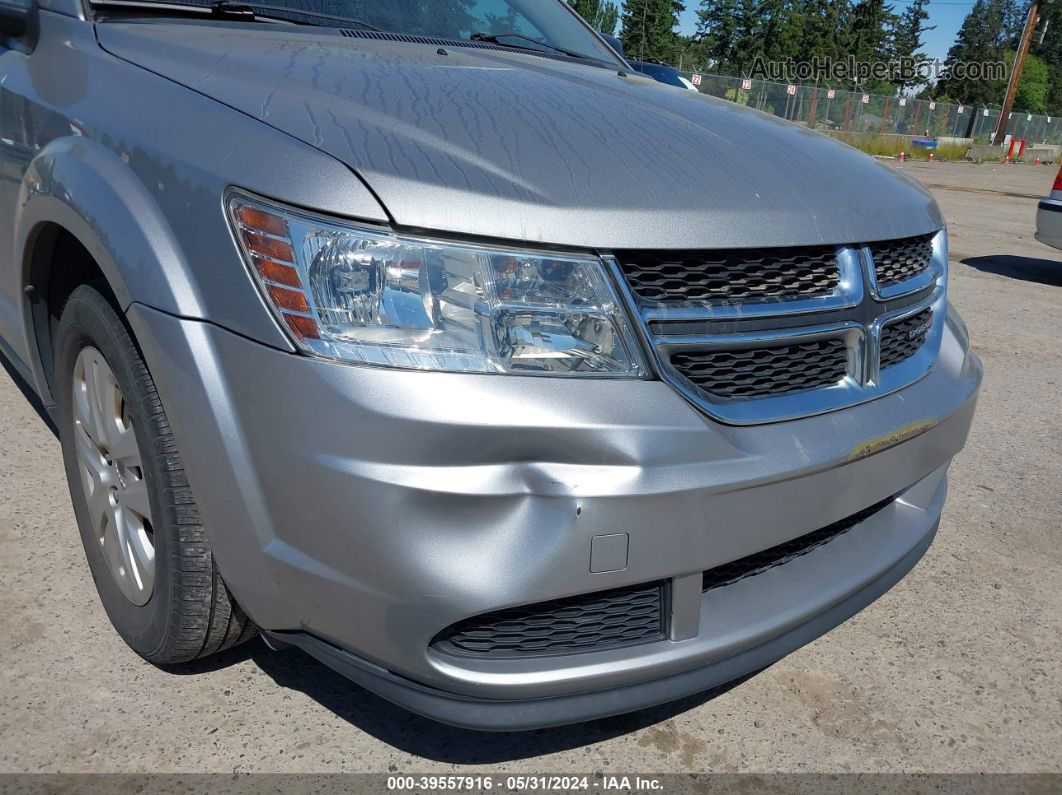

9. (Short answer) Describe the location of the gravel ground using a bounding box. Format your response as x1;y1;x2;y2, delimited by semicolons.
0;160;1059;776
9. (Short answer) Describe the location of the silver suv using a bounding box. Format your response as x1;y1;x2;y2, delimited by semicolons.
0;0;981;730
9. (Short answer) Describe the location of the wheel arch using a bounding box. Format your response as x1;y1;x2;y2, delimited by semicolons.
16;137;204;404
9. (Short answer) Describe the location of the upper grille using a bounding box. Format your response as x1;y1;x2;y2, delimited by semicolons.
620;232;941;424
671;338;848;399
703;497;895;592
869;233;934;288
614;246;841;304
432;582;666;658
880;309;933;370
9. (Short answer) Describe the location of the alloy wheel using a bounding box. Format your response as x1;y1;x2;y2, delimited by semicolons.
71;346;155;605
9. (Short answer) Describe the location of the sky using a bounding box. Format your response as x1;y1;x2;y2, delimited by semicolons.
648;1;974;64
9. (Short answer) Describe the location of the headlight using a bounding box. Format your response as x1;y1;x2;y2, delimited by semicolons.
227;193;645;376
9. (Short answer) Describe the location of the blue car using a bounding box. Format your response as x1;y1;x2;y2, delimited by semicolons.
628;59;699;91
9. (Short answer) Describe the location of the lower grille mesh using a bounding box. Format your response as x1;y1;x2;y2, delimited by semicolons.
703;497;895;592
880;309;933;370
433;582;666;658
671;338;849;399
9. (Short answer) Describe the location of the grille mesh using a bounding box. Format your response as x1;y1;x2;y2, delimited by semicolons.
869;234;934;288
614;247;840;304
671;338;848;399
880;309;933;370
703;497;895;592
433;582;666;658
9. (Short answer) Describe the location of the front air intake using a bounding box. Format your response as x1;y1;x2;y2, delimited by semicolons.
432;581;667;658
702;497;896;592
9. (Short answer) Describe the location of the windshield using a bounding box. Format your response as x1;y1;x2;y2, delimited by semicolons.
105;0;620;64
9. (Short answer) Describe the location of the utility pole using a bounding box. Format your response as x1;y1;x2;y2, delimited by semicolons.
992;0;1044;145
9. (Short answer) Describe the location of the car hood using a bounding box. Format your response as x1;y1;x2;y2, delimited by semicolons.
98;22;943;250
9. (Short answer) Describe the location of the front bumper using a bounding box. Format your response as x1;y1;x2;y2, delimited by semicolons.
265;520;937;731
128;300;980;727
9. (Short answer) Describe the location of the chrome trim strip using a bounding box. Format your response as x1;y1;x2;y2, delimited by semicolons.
653;321;863;352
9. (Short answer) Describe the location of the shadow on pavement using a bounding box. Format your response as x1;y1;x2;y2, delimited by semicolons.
0;348;57;437
161;638;263;675
961;254;1062;287
248;643;758;763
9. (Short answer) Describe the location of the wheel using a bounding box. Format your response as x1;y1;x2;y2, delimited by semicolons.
55;283;256;664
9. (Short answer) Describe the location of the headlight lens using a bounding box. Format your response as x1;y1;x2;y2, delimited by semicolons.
228;194;645;376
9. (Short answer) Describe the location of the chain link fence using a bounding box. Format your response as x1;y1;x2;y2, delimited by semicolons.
679;72;1062;147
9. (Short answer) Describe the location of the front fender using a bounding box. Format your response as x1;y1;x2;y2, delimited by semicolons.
18;136;202;318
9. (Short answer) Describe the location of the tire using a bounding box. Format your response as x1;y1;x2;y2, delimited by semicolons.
55;283;256;664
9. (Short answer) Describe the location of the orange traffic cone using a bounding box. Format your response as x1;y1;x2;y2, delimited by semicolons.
928;153;934;162
898;151;906;161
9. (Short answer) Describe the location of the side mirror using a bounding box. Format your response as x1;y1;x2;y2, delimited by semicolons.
600;33;624;57
0;0;38;47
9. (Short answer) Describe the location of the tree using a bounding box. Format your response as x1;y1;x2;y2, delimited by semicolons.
730;0;761;70
1015;52;1050;113
994;50;1051;112
673;32;712;70
1031;0;1062;115
569;0;620;35
696;0;740;69
845;0;897;92
936;0;1023;106
620;0;686;62
798;0;849;65
891;0;934;90
696;0;758;72
755;0;805;64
